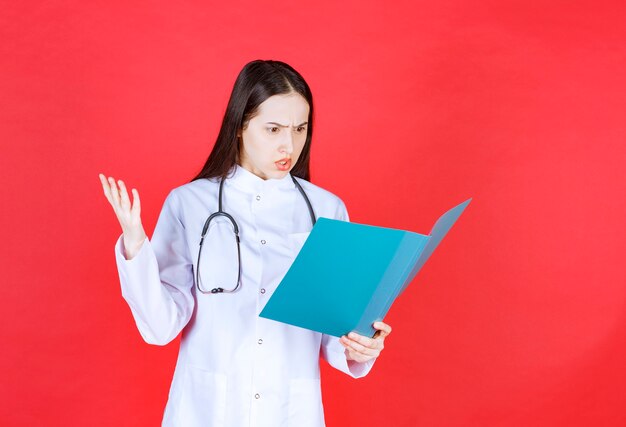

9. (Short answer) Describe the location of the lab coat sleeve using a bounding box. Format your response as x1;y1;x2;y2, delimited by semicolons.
320;197;377;378
114;189;195;346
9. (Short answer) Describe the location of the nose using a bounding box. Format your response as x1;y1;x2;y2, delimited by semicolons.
279;129;294;155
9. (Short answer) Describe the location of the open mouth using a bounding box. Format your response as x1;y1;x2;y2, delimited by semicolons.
275;158;291;170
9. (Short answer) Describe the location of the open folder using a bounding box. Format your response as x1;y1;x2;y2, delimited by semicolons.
259;198;472;338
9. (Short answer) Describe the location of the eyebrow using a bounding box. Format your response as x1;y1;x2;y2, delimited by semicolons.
265;121;308;127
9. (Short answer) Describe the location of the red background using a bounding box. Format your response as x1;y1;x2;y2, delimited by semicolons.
2;1;625;426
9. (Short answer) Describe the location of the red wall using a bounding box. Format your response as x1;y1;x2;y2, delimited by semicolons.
2;1;625;425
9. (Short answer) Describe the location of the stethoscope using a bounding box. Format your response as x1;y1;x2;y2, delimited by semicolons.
195;174;316;294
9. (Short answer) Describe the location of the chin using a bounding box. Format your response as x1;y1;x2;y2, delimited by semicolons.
272;171;289;179
264;168;289;179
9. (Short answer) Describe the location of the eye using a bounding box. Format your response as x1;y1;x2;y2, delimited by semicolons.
296;126;307;133
268;127;280;133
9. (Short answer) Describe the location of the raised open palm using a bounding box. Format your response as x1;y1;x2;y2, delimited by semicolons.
99;173;147;259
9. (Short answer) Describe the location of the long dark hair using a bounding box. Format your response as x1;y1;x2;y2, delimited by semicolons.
191;60;314;182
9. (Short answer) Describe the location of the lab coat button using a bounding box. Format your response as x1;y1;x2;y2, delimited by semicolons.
255;393;261;399
261;239;266;245
256;195;261;201
260;288;266;294
258;339;263;345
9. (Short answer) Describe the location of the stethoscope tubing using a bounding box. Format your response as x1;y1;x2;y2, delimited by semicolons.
195;174;315;295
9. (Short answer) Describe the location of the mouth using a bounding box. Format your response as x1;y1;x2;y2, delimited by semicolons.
275;158;291;171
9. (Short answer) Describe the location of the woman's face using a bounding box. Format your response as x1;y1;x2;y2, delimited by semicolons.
238;92;309;180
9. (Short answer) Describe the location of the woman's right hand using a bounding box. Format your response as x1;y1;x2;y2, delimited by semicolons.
99;173;147;260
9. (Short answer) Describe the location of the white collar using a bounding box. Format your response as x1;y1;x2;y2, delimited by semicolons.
226;164;294;193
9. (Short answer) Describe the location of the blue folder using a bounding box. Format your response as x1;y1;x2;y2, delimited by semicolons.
259;198;472;337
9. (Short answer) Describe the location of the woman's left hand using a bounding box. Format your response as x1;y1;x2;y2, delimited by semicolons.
340;321;392;363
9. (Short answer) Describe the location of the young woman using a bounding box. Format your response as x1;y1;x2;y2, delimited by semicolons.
99;59;392;427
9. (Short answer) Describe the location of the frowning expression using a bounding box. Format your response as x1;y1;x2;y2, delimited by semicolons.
238;92;309;180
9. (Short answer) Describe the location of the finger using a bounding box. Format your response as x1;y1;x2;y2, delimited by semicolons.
130;188;141;216
117;180;131;210
345;349;371;363
340;337;377;362
99;174;113;204
108;176;121;207
373;321;392;338
347;332;376;348
347;332;384;351
341;335;378;356
346;342;378;358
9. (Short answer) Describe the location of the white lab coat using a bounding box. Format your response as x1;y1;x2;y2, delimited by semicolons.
114;164;375;427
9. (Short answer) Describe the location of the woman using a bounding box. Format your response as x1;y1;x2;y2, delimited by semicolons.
99;59;392;427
